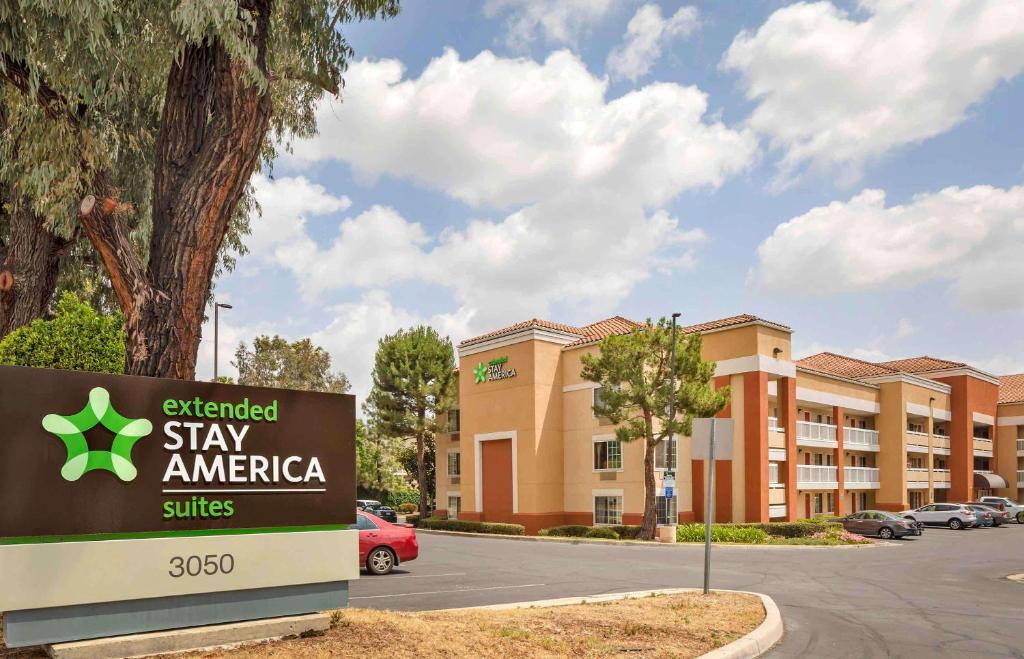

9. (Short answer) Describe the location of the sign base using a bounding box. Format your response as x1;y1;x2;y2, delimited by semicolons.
4;581;347;648
44;612;330;659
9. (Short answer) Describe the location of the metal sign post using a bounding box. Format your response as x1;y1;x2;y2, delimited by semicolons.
703;418;716;594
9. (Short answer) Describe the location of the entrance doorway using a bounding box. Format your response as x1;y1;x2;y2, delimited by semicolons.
481;438;513;522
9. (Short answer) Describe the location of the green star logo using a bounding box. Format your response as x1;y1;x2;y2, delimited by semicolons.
473;361;487;384
41;387;153;482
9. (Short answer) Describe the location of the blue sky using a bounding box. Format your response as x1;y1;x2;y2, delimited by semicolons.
197;0;1024;401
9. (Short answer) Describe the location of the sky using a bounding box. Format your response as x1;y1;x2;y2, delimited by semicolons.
196;0;1024;405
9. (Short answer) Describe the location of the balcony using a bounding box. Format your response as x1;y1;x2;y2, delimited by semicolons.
934;468;950;488
796;421;838;448
1018;470;1024;487
844;427;880;452
768;462;780;486
1018;439;1024;456
907;467;929;488
844;466;880;489
797;465;838;489
769;488;786;506
905;431;950;455
768;417;786;452
973;437;993;457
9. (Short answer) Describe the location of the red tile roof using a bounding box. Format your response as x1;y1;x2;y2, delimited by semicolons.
999;374;1024;404
796;352;898;379
679;314;790;335
563;316;645;348
876;356;967;373
459;318;585;347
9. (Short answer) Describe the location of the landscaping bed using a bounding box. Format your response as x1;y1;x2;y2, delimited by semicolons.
179;592;764;658
676;520;869;546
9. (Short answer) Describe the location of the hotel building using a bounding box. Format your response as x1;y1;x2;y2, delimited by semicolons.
434;314;1024;534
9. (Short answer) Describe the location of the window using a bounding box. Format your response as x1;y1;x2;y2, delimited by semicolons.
858;492;867;511
654;439;677;470
447;408;460;433
447;494;461;520
447;450;461;477
656;494;677;525
813;493;824;514
592;385;617;419
593;438;622;471
356;514;378;531
1017;425;1024;440
594;495;623;525
826;493;834;513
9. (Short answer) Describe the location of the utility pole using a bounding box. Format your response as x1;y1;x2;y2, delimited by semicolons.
213;302;233;381
703;417;717;595
668;312;680;489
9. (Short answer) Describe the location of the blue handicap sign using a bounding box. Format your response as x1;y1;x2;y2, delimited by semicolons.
665;486;674;499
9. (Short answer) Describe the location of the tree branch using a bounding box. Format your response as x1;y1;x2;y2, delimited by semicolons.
0;54;84;127
78;194;146;316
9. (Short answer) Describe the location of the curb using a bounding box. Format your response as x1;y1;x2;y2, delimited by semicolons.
447;587;783;659
416;528;882;549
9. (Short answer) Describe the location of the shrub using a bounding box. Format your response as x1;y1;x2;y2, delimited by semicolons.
0;293;125;373
538;525;592;538
405;513;420;527
610;525;643;540
676;524;768;544
584;527;619;540
386;487;420;509
419;518;525;536
397;503;418;514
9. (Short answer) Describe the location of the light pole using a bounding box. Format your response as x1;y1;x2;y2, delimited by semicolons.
667;312;681;521
213;302;233;381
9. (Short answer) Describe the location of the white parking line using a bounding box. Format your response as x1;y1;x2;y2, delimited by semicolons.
351;583;546;600
390;572;467;579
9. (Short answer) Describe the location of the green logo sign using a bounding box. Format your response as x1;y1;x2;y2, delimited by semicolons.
41;387;153;482
474;356;517;384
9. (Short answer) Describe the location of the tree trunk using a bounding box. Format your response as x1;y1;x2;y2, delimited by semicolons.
79;2;273;380
0;203;72;339
417;409;428;516
639;410;658;540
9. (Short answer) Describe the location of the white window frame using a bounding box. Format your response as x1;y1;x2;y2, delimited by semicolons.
592;434;623;472
447;492;461;520
446;449;461;477
655;487;677;526
654;438;678;472
592;489;624;526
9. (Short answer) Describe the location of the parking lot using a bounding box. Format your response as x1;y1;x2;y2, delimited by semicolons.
351;524;1024;658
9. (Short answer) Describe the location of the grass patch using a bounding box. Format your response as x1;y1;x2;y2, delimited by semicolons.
173;592;764;658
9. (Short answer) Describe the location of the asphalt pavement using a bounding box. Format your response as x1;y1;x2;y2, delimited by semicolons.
350;524;1024;658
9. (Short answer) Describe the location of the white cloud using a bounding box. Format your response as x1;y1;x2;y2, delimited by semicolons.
483;0;613;48
894;318;917;340
607;4;699;81
722;0;1024;184
281;48;751;326
311;290;472;405
751;185;1024;311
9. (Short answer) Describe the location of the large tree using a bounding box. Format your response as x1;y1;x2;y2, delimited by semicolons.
234;334;350;393
1;0;399;377
581;319;730;540
366;327;456;516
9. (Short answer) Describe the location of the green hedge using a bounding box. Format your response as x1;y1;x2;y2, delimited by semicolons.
538;525;592;538
584;527;619;540
677;524;769;544
610;525;643;540
405;513;420;526
419;518;525;535
396;503;418;514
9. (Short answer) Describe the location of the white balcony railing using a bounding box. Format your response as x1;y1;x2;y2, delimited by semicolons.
797;465;838;488
973;436;992;443
1018;470;1024;486
906;430;929;438
768;463;780;485
1018;439;1024;454
796;421;838;447
768;416;783;432
844;466;880;488
844;427;880;450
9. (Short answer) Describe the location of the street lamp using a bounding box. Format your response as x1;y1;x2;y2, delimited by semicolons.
213;302;233;381
667;312;681;521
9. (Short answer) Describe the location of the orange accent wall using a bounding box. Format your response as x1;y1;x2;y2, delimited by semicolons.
744;371;769;521
715;460;732;522
935;374;999;501
481;439;514;522
780;377;798;521
692;459;705;523
833;405;846;516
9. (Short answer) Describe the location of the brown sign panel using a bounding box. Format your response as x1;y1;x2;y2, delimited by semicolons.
0;366;355;541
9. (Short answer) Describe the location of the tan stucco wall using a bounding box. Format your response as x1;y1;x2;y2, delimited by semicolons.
700;325;791;363
876;382;909;508
996;402;1024;494
796;372;879;405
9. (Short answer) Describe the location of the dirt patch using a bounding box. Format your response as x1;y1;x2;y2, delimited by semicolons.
180;592;763;659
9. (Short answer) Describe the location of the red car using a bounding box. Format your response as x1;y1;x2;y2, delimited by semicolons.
357;511;418;575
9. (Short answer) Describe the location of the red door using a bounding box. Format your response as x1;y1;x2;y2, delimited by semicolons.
481;439;513;522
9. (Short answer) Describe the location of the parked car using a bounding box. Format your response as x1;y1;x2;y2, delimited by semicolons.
900;503;977;529
964;504;995;527
366;504;398;523
978;496;1024;524
356;499;382;511
967;501;1010;526
839;510;921;539
357;511;418;575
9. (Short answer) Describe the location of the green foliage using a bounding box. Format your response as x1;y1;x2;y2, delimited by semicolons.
610;525;643;540
385;487;420;508
366;326;456;514
234;335;350;392
419;518;525;536
0;293;124;372
584;526;619;540
538;525;592;538
676;524;769;544
396;503;418;514
580;319;730;538
404;513;420;527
